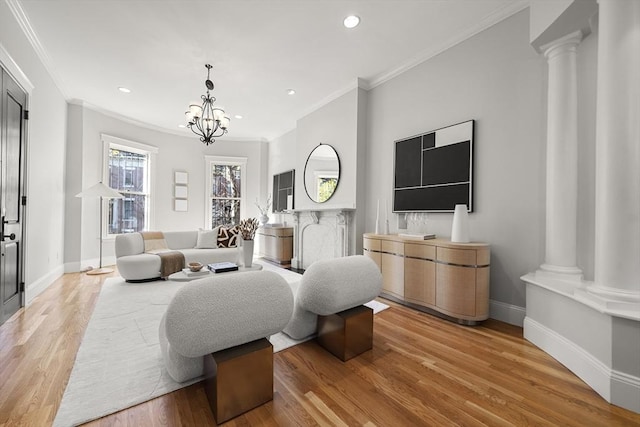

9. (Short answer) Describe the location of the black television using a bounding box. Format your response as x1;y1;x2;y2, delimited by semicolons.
393;120;474;213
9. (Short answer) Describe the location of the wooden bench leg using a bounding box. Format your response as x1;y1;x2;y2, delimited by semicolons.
317;305;374;361
203;338;273;424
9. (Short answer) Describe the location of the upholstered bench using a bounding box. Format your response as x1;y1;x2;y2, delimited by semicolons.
159;270;293;423
283;255;383;361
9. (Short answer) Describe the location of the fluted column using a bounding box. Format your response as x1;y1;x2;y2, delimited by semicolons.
539;31;583;278
592;0;640;299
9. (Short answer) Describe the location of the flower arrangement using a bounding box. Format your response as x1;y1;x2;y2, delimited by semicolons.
238;218;259;240
255;194;272;216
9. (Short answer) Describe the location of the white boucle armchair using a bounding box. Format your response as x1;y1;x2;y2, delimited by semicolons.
283;255;383;360
159;270;293;383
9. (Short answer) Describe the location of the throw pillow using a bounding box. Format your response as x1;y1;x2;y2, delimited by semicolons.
141;231;169;253
217;225;240;248
195;227;219;249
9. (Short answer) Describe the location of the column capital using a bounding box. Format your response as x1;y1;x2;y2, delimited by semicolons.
541;30;584;60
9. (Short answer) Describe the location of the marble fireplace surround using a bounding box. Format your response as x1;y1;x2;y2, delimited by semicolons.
290;208;355;270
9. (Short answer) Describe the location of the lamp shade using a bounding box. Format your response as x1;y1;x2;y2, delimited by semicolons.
75;182;124;199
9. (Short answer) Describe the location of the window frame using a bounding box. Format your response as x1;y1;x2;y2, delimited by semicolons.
204;155;247;229
102;134;158;238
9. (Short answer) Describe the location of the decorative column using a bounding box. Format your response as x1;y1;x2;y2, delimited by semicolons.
539;31;583;279
591;0;640;300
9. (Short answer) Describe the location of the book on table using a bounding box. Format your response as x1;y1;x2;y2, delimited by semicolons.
207;262;239;273
398;233;436;240
181;268;209;277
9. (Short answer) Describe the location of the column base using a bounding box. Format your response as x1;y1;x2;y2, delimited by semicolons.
523;280;640;413
539;264;583;281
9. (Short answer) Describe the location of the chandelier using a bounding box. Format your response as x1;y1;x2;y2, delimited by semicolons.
185;64;230;145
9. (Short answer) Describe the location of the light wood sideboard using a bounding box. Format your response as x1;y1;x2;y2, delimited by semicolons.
363;233;490;324
257;226;293;265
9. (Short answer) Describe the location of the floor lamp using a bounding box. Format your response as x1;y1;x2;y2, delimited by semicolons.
76;182;123;275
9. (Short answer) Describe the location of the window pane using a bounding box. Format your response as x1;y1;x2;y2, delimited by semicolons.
212;165;241;198
211;199;241;228
108;194;146;233
107;145;150;235
109;148;147;193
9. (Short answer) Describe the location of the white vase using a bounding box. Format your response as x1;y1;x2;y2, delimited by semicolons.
259;214;269;226
242;238;254;268
451;204;470;243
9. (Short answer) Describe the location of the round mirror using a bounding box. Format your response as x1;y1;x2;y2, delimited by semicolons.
304;144;340;203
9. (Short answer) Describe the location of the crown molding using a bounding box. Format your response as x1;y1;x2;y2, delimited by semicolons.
368;0;530;89
6;0;68;98
296;76;370;122
0;41;33;93
286;1;529;139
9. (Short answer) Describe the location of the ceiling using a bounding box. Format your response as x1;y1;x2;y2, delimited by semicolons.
14;0;527;141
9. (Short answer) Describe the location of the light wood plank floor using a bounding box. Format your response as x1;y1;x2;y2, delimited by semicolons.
1;269;639;426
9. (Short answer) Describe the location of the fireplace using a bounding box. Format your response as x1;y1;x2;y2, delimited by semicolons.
290;208;354;269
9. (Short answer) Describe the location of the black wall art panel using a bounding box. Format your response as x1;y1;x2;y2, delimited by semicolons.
393;120;474;213
273;169;295;213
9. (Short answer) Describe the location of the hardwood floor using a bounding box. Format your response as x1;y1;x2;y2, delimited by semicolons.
1;270;639;426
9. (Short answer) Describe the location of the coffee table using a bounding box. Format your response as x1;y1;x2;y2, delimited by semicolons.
168;264;263;282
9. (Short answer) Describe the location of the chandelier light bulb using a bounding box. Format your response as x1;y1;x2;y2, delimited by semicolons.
220;116;230;130
213;108;225;121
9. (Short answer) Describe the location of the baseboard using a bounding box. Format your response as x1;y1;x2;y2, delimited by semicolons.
65;256;117;273
64;261;82;273
26;265;64;304
489;299;525;326
524;316;616;403
612;369;640;413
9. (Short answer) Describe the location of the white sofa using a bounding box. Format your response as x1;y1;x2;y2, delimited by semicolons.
115;230;240;281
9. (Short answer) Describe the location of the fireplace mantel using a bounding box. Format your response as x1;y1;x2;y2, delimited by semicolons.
290;208;355;269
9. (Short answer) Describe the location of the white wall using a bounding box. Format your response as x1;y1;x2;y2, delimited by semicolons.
65;105;267;268
296;89;359;211
365;9;546;309
0;1;67;300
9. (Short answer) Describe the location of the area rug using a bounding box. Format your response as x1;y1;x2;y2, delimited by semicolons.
53;260;388;427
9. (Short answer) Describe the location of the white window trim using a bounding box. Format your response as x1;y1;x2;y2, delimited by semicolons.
204;155;247;229
102;134;158;238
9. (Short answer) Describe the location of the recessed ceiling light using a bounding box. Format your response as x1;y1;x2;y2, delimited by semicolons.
234;115;243;119
178;124;186;128
343;15;360;29
287;89;296;95
118;87;131;93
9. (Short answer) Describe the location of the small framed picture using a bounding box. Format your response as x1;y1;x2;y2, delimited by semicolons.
174;185;188;199
174;199;188;212
174;171;188;185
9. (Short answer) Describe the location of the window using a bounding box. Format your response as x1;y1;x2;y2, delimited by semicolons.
205;156;247;228
102;134;158;236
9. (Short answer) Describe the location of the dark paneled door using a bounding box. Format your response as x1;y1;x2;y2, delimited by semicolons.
1;67;27;325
